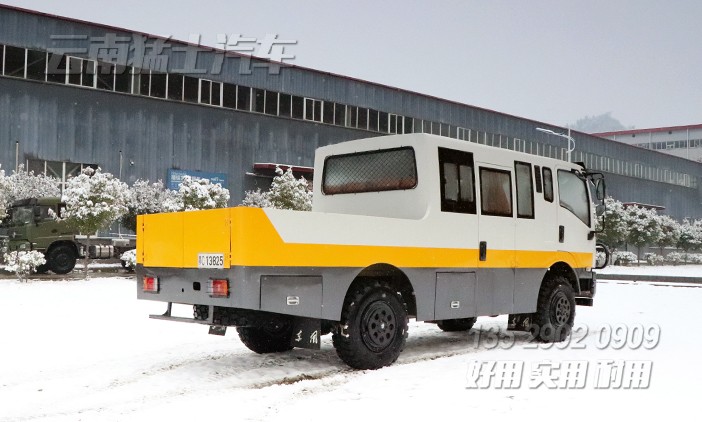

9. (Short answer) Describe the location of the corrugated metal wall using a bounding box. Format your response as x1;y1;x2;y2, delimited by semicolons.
1;5;701;218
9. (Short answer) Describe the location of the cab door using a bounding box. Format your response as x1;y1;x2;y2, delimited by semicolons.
476;163;515;315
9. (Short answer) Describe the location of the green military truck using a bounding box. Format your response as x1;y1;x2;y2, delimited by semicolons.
0;197;135;274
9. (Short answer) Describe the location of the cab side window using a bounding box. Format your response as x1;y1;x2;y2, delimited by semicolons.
515;162;534;218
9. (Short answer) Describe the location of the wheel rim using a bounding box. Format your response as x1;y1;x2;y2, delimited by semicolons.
360;301;397;353
551;292;571;325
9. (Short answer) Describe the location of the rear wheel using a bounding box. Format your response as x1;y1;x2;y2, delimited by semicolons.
46;245;77;275
437;317;477;332
532;276;575;342
332;281;408;370
237;318;294;354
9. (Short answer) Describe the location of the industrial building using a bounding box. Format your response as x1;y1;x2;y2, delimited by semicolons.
594;124;702;163
1;4;701;220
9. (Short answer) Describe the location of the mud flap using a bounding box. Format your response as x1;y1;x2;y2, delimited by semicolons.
508;313;533;332
209;325;227;336
290;316;321;350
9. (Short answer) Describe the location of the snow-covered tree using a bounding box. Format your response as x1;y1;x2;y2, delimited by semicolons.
164;176;230;212
655;214;679;254
59;167;130;277
596;197;629;250
0;166;10;220
3;250;46;282
676;219;702;253
6;164;61;204
120;179;171;232
625;205;662;263
242;166;312;211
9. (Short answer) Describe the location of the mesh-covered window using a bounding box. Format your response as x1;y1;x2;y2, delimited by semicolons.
323;147;417;195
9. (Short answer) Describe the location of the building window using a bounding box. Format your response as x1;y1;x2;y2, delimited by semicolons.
237;85;251;111
183;75;199;103
346;106;357;128
66;56;96;88
323;147;417;195
0;45;4;75
357;107;368;130
404;117;414;134
439;148;476;214
334;103;346;126
323;101;334;124
222;83;236;109
4;45;25;78
96;62;115;91
515;162;534;218
168;73;183;101
25;49;46;81
480;168;513;217
291;95;304;119
27;159;97;193
200;79;222;106
253;88;265;113
379;111;389;133
114;65;132;93
368;109;379;131
265;90;278;115
304;98;322;122
150;72;167;98
279;93;292;117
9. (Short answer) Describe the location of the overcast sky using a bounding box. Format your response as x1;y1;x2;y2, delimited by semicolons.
4;0;701;130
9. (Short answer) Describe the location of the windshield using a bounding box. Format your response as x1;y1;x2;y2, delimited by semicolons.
10;206;34;225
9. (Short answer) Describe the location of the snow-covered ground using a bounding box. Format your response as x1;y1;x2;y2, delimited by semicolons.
598;263;702;277
0;269;698;421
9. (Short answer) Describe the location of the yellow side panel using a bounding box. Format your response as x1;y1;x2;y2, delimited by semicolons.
182;208;231;268
142;212;184;267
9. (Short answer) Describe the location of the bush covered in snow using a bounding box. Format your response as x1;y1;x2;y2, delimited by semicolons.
3;250;46;282
120;249;137;271
242;166;312;211
5;164;61;204
612;251;638;266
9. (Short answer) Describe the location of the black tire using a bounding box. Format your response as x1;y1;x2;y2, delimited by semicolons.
236;319;294;354
532;276;575;342
437;317;477;332
332;281;408;370
46;245;77;275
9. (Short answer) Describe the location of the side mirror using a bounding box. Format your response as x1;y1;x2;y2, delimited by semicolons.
594;179;605;201
33;207;42;223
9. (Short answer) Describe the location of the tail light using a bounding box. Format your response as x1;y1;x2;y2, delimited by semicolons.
143;276;159;293
209;279;229;298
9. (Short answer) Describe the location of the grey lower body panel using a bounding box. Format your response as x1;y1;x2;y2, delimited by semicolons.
136;264;582;322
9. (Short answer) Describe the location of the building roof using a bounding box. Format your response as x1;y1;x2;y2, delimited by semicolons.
593;124;702;138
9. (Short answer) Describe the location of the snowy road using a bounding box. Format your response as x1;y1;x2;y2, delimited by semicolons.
0;274;698;421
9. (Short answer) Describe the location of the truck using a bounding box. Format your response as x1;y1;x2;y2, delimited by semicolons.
0;197;135;274
136;133;606;369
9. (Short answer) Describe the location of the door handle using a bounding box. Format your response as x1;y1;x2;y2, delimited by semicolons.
479;241;487;261
559;225;565;243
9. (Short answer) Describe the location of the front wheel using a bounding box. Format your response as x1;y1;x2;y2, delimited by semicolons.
531;276;575;342
332;281;408;370
46;245;77;275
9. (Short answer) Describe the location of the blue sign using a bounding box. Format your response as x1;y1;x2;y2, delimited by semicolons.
167;169;228;191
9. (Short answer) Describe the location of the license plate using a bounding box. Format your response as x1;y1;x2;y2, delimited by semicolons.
198;253;224;269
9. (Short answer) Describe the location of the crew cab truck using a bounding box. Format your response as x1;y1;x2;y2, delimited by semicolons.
0;197;135;274
136;133;606;369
